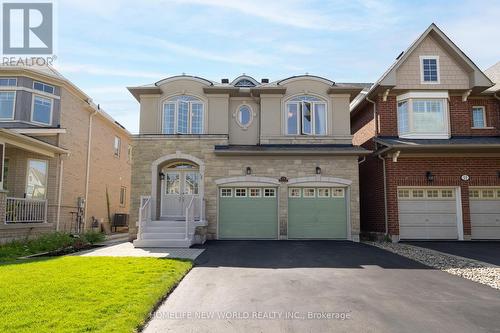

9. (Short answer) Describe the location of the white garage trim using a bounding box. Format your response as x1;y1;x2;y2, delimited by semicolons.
215;176;280;186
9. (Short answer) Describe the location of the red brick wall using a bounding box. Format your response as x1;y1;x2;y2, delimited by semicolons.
449;97;500;136
359;153;386;233
351;104;376;147
377;95;398;137
383;156;500;237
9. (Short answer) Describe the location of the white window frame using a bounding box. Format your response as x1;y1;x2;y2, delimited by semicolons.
25;158;48;199
0;91;16;121
420;56;440;84
471;106;487;128
33;81;55;94
235;104;254;129
31;94;53;125
332;188;345;198
220;188;232;197
264;188;276;198
235;188;247;197
303;188;315;198
317;188;330;198
119;186;126;207
288;188;301;198
396;92;450;139
114;136;121;157
0;78;17;86
284;95;328;136
162;96;205;134
249;188;261;198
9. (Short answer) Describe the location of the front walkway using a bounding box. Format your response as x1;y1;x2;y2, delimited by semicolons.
143;241;500;333
75;241;204;260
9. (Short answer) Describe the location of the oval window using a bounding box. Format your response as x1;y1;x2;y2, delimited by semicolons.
237;105;252;127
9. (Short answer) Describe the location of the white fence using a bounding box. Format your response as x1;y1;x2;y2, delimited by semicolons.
5;197;47;224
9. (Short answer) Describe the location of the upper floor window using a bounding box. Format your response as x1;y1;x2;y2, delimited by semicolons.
420;56;439;84
162;95;204;134
0;91;15;120
397;96;449;138
119;186;126;207
114;136;121;157
0;78;16;86
31;95;52;125
234;79;255;87
236;104;253;129
127;145;132;162
471;106;486;128
286;95;326;135
33;81;55;94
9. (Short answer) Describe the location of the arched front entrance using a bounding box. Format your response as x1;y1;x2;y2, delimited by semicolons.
151;152;205;221
160;161;200;219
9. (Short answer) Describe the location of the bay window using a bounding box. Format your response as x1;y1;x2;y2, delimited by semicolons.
397;92;449;139
286;95;327;135
162;95;204;134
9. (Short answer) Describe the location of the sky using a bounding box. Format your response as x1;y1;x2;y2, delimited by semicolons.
54;0;500;133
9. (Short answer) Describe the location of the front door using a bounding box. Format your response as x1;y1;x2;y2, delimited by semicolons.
161;163;200;219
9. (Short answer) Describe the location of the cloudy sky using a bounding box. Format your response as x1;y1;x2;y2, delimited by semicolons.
54;0;500;133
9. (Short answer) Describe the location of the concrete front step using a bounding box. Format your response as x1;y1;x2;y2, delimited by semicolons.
147;220;186;228
133;238;193;248
142;232;193;240
142;226;195;233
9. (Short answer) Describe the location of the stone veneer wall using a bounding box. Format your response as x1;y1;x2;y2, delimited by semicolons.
130;137;361;241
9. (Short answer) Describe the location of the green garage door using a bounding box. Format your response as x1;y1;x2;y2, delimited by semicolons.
288;187;347;239
219;187;278;239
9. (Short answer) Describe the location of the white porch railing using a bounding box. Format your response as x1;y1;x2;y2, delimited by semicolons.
138;195;151;238
185;196;196;240
6;197;47;224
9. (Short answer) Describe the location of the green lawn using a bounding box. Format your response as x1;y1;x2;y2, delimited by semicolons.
0;256;192;333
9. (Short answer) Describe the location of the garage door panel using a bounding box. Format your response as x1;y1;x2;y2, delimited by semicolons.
398;201;456;214
400;226;458;240
398;188;458;240
288;197;347;239
470;201;500;214
399;213;457;227
219;191;278;239
470;188;500;240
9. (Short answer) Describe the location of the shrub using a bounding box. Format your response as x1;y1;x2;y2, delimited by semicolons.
0;232;75;261
81;231;105;245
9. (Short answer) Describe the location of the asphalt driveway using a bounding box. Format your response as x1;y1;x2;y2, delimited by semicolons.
144;241;500;333
406;241;500;266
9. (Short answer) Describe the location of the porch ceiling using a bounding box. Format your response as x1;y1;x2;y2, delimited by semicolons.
0;129;69;157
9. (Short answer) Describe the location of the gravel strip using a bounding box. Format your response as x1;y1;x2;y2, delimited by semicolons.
365;241;500;290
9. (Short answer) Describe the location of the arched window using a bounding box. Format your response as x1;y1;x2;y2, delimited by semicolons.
234;79;256;87
285;95;326;135
163;95;204;134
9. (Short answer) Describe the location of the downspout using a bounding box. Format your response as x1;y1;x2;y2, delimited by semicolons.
84;104;98;230
56;156;64;231
377;153;389;236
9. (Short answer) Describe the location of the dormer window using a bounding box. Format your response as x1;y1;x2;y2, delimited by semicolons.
285;95;327;136
420;56;440;84
234;79;255;87
162;95;204;134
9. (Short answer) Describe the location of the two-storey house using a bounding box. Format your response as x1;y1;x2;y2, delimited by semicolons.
351;24;500;242
0;64;131;242
128;75;369;247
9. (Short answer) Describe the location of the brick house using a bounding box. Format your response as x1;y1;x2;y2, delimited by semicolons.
351;24;500;241
128;75;369;247
0;65;131;243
